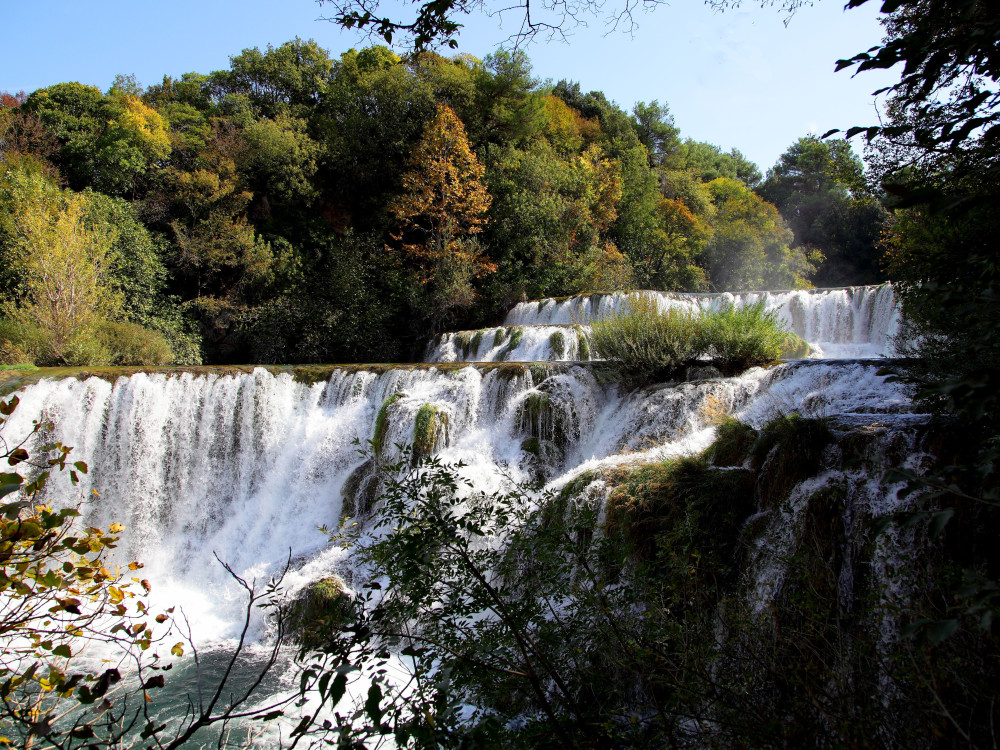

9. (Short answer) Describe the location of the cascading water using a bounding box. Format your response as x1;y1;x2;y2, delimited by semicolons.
472;283;902;361
0;283;926;743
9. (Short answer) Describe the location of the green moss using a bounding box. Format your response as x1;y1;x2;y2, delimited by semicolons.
372;393;404;457
556;470;597;504
471;329;486;354
497;326;525;361
529;363;550;385
521;438;540;456
605;457;755;583
780;332;812;360
707;418;758;467
455;331;475;358
549;330;566;359
751;415;834;508
494;328;507;348
286;576;353;651
413;403;449;460
576;326;591;360
519;391;551;424
0;364;38;372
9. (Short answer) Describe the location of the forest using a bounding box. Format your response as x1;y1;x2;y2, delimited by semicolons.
0;41;886;366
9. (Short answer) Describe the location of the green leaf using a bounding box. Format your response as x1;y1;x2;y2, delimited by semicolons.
0;484;22;500
329;673;348;707
52;644;72;658
926;619;959;644
365;683;383;726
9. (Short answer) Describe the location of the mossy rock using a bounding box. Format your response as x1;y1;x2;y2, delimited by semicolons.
549;330;566;360
516;390;571;448
471;329;486;355
751;415;834;509
454;331;476;358
413;403;449;461
372;393;405;457
707;418;758;467
341;459;380;518
497;326;525;361
286;576;353;652
529;363;550;386
576;326;591;360
605;457;755;590
780;332;813;360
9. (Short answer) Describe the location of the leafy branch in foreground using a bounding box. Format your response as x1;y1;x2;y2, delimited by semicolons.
317;0;665;51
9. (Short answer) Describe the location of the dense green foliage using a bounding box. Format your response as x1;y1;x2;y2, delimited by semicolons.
590;296;786;382
1;42;887;367
294;417;998;747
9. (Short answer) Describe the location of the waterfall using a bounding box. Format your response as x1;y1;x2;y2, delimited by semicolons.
485;284;902;361
0;283;933;743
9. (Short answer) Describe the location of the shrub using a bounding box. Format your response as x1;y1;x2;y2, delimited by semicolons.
96;320;174;365
590;295;705;382
700;300;786;375
0;318;48;365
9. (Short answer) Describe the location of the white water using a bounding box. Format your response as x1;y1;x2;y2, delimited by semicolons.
4;358;913;641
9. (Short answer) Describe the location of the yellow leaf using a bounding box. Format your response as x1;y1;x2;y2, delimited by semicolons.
170;642;184;657
108;522;124;533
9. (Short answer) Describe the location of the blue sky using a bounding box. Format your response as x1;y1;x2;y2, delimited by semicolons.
2;0;898;172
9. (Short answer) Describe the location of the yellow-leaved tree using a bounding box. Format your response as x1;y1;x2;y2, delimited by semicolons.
388;104;495;330
2;173;123;364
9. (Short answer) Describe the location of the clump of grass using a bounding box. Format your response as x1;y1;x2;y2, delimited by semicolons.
707;417;758;467
700;301;786;375
590;296;704;382
592;297;789;382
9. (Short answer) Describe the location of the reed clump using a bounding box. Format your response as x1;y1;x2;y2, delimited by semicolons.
590;296;787;382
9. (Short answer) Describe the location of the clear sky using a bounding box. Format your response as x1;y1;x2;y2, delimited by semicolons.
1;0;898;172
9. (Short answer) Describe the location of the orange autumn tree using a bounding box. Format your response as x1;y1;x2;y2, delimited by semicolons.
389;104;495;330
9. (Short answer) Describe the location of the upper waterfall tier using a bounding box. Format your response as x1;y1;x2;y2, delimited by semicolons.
425;325;595;364
494;285;900;361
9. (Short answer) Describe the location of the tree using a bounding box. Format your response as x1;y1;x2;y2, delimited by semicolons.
209;38;334;120
0;170;122;364
702;177;817;290
388;104;495;329
758;135;888;285
319;0;665;50
22;84;170;197
631;100;680;169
